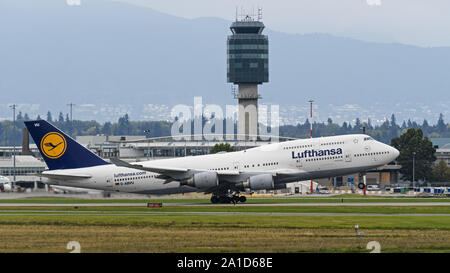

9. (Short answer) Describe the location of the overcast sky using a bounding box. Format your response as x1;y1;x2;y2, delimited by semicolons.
112;0;450;47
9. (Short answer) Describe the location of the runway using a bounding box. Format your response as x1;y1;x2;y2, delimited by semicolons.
167;202;450;207
1;202;450;207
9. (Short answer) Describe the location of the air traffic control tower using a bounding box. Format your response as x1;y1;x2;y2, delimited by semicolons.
227;14;268;138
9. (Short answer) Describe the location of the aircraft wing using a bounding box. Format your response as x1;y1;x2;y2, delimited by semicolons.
110;158;189;174
271;169;310;182
273;169;305;175
111;158;242;182
216;170;241;175
110;158;301;183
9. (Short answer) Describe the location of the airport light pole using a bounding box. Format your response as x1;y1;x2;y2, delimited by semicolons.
308;100;314;138
412;151;416;187
67;103;75;135
67;103;75;122
363;173;367;196
308;100;314;193
10;104;17;189
144;130;151;160
362;124;367;196
143;129;157;159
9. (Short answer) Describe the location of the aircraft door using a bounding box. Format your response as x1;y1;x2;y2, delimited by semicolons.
372;153;378;162
295;158;302;168
345;150;352;162
105;175;113;189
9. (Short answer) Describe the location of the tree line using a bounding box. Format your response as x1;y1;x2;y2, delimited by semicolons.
391;128;450;183
0;111;448;146
0;112;171;146
281;113;449;144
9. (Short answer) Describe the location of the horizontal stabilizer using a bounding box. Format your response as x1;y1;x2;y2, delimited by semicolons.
37;172;92;180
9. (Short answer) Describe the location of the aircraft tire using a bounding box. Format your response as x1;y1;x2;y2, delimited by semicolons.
218;196;229;203
211;196;219;204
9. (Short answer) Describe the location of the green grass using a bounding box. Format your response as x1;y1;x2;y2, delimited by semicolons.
0;214;450;230
1;222;448;253
1;203;450;252
1;205;450;214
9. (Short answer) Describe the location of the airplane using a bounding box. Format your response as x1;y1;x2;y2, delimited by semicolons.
24;120;400;203
0;176;12;192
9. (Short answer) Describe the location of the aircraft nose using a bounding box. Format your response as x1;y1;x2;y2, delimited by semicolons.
391;146;400;159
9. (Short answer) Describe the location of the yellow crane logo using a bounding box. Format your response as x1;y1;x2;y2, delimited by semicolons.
40;132;67;159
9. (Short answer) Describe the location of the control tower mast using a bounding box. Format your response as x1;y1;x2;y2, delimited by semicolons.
227;9;268;139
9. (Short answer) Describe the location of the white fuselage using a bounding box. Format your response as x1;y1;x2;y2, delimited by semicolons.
41;134;399;194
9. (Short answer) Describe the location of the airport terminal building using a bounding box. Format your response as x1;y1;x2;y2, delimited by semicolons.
432;138;450;167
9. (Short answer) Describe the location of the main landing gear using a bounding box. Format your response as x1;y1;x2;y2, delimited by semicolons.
210;194;247;204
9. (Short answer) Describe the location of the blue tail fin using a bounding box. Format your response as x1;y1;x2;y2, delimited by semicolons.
24;120;110;170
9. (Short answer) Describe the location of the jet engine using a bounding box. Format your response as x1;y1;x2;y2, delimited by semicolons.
182;172;219;189
237;174;275;191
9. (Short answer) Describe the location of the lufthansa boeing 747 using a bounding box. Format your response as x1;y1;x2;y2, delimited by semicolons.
25;120;399;203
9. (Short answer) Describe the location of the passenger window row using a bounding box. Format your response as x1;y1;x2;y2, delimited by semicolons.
262;162;278;167
210;167;231;171
115;175;156;182
232;162;279;169
283;144;313;150
320;141;344;146
305;156;343;162
355;151;390;157
211;162;280;170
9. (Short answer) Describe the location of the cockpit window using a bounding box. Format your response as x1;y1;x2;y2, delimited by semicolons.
363;137;374;141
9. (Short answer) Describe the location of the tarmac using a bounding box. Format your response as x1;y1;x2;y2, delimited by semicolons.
1;191;450;216
1;202;450;207
1;192;450;208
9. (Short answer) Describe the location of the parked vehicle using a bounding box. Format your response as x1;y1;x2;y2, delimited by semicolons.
317;187;331;194
367;185;380;191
